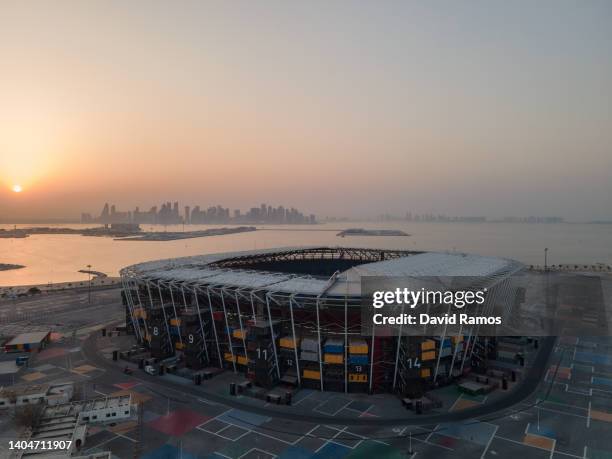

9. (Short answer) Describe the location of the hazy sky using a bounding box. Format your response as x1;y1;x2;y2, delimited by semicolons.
1;1;611;221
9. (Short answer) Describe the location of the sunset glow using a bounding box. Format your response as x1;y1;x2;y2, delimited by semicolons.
12;184;22;193
0;2;610;222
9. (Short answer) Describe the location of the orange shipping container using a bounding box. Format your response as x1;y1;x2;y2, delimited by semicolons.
324;354;343;364
303;369;321;380
421;350;436;361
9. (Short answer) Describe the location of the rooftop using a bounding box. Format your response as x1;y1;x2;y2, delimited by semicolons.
5;331;51;346
0;383;49;398
122;247;522;296
0;382;73;400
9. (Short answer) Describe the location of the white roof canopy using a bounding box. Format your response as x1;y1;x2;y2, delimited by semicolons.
122;247;521;297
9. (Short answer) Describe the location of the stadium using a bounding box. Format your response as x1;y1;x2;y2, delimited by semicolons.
120;247;523;396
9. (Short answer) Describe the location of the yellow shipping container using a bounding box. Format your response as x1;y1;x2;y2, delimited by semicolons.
233;329;247;340
224;352;236;362
303;369;321;380
324;353;343;364
280;337;299;349
237;355;248;365
421;350;436;361
170;318;181;327
175;342;184;350
349;373;368;382
420;368;431;378
421;340;435;351
451;336;464;345
349;343;368;354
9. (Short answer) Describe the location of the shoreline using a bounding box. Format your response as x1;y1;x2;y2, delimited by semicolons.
0;225;258;241
0;276;121;296
114;225;256;241
0;263;25;272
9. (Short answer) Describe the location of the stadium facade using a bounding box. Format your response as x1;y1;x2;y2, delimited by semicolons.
120;247;523;395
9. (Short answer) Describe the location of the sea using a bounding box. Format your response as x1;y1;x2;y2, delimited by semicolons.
1;222;611;287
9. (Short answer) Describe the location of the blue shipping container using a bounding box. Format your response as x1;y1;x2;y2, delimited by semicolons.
348;355;369;365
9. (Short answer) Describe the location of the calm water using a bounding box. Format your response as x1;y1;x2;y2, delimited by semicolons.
1;222;611;287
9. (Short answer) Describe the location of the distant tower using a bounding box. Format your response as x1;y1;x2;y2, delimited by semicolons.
100;203;110;220
278;206;285;223
184;206;190;224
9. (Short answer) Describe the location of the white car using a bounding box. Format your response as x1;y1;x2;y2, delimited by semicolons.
144;365;157;375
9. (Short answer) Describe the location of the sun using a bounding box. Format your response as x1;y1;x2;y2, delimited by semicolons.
12;184;22;193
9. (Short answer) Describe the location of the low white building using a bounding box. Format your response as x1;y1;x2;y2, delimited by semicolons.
76;394;132;423
13;395;132;459
0;383;73;409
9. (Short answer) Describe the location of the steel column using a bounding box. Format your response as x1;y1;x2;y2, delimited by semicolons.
131;279;150;343
234;291;249;372
344;293;348;393
219;289;236;372
433;301;453;383
156;281;174;353
168;285;183;346
288;295;301;386
368;321;376;393
265;294;281;379
392;304;405;390
180;285;189;311
204;286;224;368
315;295;324;391
121;276;141;342
249;293;257;323
189;286;209;363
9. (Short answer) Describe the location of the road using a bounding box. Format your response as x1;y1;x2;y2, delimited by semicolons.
0;287;124;336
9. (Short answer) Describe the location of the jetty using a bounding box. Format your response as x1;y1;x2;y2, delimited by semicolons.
337;228;410;237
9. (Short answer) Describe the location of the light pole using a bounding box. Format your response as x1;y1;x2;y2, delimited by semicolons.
86;264;92;304
409;430;413;455
544;248;548;271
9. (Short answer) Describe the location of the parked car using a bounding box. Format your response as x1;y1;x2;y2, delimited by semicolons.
144;365;157;375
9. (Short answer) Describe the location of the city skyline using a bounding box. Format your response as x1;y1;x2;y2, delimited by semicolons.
1;1;611;221
82;201;316;225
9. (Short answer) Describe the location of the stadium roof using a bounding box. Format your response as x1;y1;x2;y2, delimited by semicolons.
328;252;521;296
122;247;522;297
